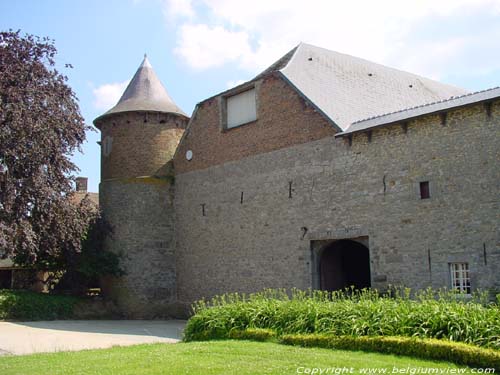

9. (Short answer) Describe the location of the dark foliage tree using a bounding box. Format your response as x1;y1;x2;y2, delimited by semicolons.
55;216;123;295
0;30;95;273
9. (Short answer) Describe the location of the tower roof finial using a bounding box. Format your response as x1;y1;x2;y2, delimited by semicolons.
140;54;152;69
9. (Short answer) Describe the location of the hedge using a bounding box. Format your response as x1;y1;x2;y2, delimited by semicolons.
228;328;277;341
0;290;79;320
183;325;500;369
280;334;500;370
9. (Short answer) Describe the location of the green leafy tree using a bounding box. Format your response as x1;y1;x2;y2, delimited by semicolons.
0;30;95;273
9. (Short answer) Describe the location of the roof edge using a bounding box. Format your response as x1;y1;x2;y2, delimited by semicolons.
194;45;302;107
337;86;500;137
279;42;302;72
93;109;190;128
172;103;201;163
277;71;343;133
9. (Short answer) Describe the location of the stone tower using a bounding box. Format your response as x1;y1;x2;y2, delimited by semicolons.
94;56;189;317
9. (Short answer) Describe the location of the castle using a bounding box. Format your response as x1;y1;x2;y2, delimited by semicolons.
94;43;500;317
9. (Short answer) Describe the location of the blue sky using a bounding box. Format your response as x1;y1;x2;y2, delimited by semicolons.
2;0;500;192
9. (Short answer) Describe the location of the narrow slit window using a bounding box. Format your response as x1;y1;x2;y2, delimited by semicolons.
419;181;430;199
449;263;471;295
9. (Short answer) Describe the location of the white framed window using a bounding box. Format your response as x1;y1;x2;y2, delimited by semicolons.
226;88;257;129
449;263;471;295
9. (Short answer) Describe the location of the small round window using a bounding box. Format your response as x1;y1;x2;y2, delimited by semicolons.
186;150;193;161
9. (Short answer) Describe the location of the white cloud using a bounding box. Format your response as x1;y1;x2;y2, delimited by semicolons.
92;80;129;110
163;0;194;21
166;0;500;81
174;24;252;69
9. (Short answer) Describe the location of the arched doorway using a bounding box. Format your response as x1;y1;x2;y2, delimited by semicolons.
320;240;371;291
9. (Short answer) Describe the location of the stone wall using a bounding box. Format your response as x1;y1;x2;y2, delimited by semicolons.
97;110;186;318
100;177;178;317
174;90;500;305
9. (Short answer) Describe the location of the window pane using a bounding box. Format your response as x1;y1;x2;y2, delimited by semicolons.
449;263;470;294
227;89;257;128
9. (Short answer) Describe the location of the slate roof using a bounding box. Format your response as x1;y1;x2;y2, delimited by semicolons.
275;43;467;131
339;86;500;136
253;46;298;80
94;55;186;124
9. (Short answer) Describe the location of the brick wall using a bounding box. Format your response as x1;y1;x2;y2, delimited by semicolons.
99;112;187;180
174;74;336;174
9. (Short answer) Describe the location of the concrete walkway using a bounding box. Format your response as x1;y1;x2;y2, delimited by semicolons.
0;320;186;355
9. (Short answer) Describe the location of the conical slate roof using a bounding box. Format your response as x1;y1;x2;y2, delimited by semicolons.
95;55;186;123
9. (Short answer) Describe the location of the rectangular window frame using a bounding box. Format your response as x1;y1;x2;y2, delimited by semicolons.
219;84;258;131
449;262;471;295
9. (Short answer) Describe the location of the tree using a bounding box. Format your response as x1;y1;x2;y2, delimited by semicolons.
54;215;123;295
0;30;94;273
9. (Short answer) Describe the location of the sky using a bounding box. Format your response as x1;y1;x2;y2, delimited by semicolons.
1;0;500;192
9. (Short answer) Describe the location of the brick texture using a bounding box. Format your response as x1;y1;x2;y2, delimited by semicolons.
99;112;187;180
174;74;336;174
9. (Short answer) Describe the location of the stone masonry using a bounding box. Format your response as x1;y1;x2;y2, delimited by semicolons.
174;73;499;306
95;46;500;317
97;111;188;317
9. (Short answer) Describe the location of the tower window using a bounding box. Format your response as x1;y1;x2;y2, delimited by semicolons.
102;136;113;157
449;263;471;295
419;181;430;199
226;88;257;129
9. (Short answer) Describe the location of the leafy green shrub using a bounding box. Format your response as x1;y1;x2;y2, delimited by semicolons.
184;288;500;349
0;290;79;320
280;334;500;370
228;328;276;341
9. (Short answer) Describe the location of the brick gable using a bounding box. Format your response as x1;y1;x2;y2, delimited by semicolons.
174;74;336;174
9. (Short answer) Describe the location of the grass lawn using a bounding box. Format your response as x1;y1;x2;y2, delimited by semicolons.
0;340;470;375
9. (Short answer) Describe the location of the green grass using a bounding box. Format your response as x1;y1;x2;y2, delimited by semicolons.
0;340;474;375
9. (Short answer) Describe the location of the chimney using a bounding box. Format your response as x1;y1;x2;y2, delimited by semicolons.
75;177;88;192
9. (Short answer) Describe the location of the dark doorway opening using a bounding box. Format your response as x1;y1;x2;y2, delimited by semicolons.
320;240;371;291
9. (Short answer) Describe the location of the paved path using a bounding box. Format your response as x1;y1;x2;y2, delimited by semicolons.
0;320;186;355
